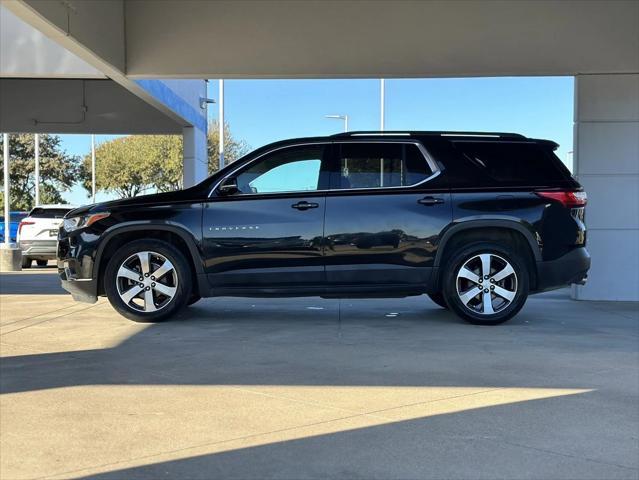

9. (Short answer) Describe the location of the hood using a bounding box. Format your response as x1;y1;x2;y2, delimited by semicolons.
65;188;202;218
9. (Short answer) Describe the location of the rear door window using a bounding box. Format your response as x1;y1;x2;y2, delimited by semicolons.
331;142;433;190
452;141;572;187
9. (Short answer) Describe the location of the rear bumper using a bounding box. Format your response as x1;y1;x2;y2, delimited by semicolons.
535;247;591;292
20;239;57;259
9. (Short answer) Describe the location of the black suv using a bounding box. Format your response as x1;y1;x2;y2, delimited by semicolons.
58;131;590;325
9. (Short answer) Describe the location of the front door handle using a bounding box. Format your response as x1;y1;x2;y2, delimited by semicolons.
292;201;319;210
418;196;445;206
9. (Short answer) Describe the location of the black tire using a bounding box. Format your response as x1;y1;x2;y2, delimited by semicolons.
187;294;201;306
442;242;529;325
104;239;192;323
21;257;32;269
36;260;48;267
427;292;449;309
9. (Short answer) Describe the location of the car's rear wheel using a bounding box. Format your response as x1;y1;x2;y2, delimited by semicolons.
427;292;448;309
104;239;192;322
442;242;529;325
21;257;32;268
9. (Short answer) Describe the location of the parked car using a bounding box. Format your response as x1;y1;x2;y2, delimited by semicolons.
58;131;590;325
0;211;28;243
19;205;77;268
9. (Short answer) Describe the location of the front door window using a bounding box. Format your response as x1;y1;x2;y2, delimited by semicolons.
235;145;326;194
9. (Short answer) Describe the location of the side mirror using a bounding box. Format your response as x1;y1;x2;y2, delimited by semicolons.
218;176;239;195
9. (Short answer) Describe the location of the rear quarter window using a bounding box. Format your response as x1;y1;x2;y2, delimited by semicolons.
451;141;573;187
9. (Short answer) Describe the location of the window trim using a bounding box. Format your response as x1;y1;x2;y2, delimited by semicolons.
208;140;441;198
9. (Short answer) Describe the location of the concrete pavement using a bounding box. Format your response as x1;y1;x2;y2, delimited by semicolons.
1;269;638;479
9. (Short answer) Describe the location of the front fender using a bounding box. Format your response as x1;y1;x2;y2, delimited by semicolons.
93;221;205;280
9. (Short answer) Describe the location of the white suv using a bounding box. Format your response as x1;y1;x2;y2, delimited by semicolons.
18;205;77;268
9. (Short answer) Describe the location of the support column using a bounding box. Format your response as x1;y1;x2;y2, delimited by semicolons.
182;126;208;188
572;74;639;301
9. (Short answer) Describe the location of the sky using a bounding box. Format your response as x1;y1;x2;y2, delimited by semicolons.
59;76;574;205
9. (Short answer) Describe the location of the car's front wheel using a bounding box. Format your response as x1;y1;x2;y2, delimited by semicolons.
427;292;448;309
442;243;529;325
104;239;192;322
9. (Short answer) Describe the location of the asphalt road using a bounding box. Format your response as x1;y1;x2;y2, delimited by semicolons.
1;269;638;479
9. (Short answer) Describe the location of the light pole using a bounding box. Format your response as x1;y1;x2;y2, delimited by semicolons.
91;134;96;203
380;79;385;131
1;133;21;270
3;133;9;246
379;80;386;184
34;134;40;206
325;114;349;132
567;150;574;172
219;79;225;169
325;115;350;175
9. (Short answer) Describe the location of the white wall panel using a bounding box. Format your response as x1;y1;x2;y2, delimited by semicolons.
573;74;639;301
578;176;639;230
577;123;639;175
577;74;639;121
573;230;639;301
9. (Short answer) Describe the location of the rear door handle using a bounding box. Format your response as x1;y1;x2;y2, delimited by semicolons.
292;201;319;210
418;196;445;206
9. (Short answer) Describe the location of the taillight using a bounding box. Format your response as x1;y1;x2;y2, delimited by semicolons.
18;220;35;236
536;190;587;207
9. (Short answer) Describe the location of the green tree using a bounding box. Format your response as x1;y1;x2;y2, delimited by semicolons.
81;123;248;199
146;135;184;192
80;136;156;198
0;134;79;211
207;120;250;173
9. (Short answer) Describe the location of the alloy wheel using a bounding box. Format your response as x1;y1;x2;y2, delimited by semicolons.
455;253;518;315
115;251;178;313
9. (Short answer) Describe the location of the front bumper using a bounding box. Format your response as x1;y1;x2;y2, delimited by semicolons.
57;226;101;303
535;247;591;292
59;265;98;303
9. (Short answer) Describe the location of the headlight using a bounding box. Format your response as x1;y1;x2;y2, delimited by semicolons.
63;212;110;232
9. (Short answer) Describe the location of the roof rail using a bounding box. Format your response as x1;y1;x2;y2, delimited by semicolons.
439;132;526;139
330;131;411;137
331;131;526;139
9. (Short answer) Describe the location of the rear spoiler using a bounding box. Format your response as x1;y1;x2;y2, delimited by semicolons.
533;139;560;151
